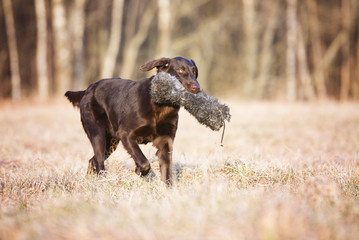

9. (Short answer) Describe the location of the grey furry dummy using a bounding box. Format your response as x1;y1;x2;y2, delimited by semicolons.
151;72;231;131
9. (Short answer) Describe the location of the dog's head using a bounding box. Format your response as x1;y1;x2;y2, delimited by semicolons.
140;57;200;94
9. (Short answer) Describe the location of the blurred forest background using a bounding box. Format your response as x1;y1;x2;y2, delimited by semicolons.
0;0;358;101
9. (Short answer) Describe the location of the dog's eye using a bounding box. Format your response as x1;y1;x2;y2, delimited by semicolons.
177;69;186;74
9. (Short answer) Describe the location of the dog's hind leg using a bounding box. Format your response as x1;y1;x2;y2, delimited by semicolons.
87;156;96;174
105;135;119;160
81;115;107;174
86;135;118;174
79;92;108;175
90;128;107;174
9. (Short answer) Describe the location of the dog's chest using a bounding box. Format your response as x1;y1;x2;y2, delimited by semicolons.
154;105;178;123
131;105;179;144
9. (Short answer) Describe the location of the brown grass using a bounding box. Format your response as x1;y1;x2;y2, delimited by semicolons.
0;100;358;239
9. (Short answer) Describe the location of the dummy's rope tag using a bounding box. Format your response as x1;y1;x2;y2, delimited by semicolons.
220;121;226;147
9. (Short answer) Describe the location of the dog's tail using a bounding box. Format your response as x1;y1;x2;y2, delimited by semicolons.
65;90;85;108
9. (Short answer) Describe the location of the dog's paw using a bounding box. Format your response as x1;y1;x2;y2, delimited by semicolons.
142;169;157;181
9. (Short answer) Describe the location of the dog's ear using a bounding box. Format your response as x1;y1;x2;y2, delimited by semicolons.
191;59;198;79
140;58;170;71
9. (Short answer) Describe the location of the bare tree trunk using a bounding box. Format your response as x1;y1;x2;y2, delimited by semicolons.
35;0;49;100
297;23;315;100
321;32;347;72
2;0;21;101
170;4;223;92
340;0;351;101
357;18;359;100
70;0;86;89
356;38;359;99
350;53;357;99
307;0;327;99
195;31;215;93
121;7;156;78
52;0;72;95
242;0;258;93
257;0;278;98
156;0;171;57
286;0;297;101
101;0;124;78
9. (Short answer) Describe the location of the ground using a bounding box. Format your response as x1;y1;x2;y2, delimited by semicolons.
0;100;358;239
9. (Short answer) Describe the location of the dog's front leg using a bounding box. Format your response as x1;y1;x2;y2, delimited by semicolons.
154;136;173;185
120;135;152;177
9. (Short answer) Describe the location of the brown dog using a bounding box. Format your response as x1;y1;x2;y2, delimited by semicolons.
65;57;200;185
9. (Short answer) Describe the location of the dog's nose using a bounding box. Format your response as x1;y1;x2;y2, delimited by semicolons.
190;84;200;94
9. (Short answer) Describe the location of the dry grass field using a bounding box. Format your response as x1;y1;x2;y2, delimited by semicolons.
0;100;358;239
